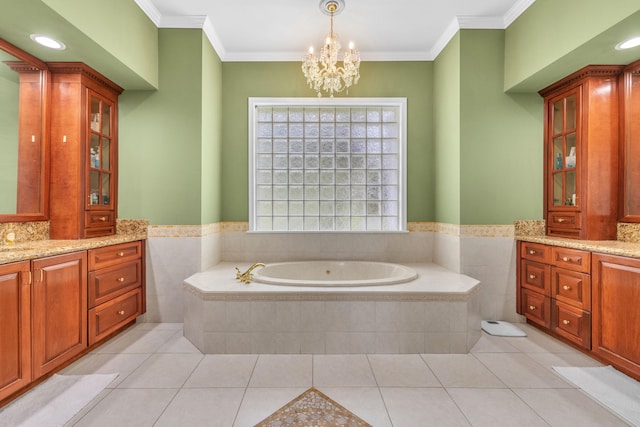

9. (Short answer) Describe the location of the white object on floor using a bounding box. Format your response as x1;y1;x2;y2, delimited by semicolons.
554;365;640;426
481;320;527;337
0;374;117;427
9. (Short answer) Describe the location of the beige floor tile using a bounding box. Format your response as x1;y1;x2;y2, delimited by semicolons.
474;353;574;388
317;387;393;427
514;388;631;427
470;333;521;353
60;354;150;388
156;330;203;353
503;324;577;353
132;322;183;331
313;355;377;387
368;354;440;387
91;329;176;354
380;387;471;427
447;388;549;427
73;389;177;426
154;388;245;427
233;387;308;427
421;354;505;388
526;350;604;371
248;354;312;388
117;353;203;388
183;354;257;388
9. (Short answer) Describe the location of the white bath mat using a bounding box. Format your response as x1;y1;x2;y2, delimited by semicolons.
0;373;117;427
554;366;640;426
481;320;527;337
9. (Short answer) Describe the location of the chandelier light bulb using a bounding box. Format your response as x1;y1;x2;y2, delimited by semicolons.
301;0;360;97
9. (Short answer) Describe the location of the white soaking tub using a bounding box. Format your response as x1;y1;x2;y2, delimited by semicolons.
252;261;418;287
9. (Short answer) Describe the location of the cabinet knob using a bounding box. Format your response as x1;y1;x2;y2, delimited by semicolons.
99;216;107;222
529;305;536;311
562;319;570;325
563;285;571;291
117;277;125;283
529;274;536;280
118;310;125;316
562;256;569;262
557;218;565;223
117;251;125;257
529;250;536;255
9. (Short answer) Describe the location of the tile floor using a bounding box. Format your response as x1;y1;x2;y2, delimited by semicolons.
49;322;631;426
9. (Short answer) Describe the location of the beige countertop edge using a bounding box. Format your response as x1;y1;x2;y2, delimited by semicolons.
515;235;640;258
0;233;147;265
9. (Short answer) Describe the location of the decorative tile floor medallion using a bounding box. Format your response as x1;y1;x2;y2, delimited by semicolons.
255;387;372;427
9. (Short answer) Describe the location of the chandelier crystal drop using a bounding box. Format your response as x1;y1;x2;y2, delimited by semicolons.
302;0;360;97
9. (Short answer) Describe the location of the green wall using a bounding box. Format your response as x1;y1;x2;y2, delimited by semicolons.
505;0;640;92
200;32;223;223
433;33;461;225
118;29;222;225
220;61;434;222
460;30;543;223
0;0;158;89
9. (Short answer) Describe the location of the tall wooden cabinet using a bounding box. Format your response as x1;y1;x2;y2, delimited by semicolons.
48;63;123;239
539;65;623;240
0;261;31;402
620;60;640;222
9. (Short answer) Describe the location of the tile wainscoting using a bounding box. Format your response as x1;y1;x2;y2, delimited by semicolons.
144;223;517;324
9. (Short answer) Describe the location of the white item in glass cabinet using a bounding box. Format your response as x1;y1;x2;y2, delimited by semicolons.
566;156;576;168
90;113;100;131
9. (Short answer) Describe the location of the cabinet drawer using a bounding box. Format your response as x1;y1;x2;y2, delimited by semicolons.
521;289;550;328
88;288;141;346
552;267;591;310
552;300;591;348
520;242;551;263
552;247;591;273
88;260;142;308
548;212;581;229
85;211;115;228
520;260;551;296
89;241;142;270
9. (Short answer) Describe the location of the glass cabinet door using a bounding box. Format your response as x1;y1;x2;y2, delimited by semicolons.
87;92;114;208
550;90;579;208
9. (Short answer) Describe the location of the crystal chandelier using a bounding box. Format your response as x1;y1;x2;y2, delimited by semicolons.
302;0;360;97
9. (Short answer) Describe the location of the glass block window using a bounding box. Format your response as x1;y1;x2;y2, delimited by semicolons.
249;98;407;232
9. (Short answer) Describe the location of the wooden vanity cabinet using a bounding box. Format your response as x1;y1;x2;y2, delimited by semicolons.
31;252;87;379
539;65;623;240
48;63;123;239
88;241;145;345
517;241;592;348
0;261;31;402
592;253;640;379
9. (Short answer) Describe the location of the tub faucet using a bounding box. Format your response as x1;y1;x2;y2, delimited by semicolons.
235;263;266;284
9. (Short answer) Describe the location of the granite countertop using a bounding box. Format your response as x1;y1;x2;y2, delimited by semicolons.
0;219;147;265
514;220;640;259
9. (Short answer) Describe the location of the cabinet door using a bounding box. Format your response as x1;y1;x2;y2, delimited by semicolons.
0;261;31;401
32;252;87;379
592;254;640;378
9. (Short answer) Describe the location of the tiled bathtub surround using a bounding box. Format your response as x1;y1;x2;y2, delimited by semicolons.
183;262;481;354
145;222;519;324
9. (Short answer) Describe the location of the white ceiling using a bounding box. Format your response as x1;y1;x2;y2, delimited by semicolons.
135;0;536;62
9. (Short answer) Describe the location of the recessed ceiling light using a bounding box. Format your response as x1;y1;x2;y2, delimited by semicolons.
616;36;640;50
30;34;66;50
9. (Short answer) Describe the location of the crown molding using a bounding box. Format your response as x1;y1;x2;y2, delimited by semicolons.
504;0;537;27
134;0;161;26
134;0;536;62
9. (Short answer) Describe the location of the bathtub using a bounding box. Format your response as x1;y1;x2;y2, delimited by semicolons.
252;261;418;287
183;262;481;355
